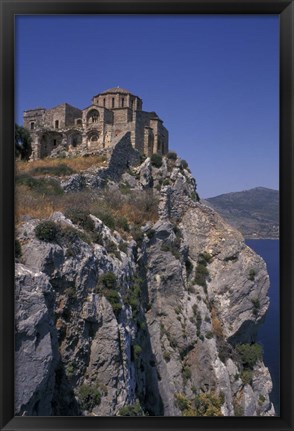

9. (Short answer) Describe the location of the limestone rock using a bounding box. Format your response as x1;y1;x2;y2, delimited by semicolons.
15;150;275;417
15;264;58;416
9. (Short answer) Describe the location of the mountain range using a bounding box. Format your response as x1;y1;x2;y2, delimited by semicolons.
205;187;279;239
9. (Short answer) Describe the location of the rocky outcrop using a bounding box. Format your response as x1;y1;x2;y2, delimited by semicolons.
60;132;140;192
15;265;59;415
15;149;275;417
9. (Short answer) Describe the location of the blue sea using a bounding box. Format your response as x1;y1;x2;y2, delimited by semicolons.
245;239;280;416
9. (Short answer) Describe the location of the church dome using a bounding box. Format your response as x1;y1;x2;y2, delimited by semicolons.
100;87;134;95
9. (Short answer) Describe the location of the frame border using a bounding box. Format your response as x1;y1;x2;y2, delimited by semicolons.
1;1;293;430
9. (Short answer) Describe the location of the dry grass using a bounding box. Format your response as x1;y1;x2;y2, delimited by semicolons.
15;185;60;221
15;184;159;231
16;155;107;175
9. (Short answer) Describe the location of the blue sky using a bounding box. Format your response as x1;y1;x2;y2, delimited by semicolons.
15;15;279;198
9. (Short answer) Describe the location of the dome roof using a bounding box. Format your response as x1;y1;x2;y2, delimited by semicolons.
101;87;131;95
98;87;136;96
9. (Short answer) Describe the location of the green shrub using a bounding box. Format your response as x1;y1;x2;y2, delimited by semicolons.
240;369;253;385
118;401;144;416
194;262;209;288
29;164;74;176
35;221;60;242
97;272;117;290
101;288;122;315
248;269;256;281
132;344;142;359
64;209;95;232
95;212;116;230
131;226;144;244
66;363;74;377
194;392;223;416
199;252;212;264
166;151;178;160
150;153;163;168
57;224;92;246
175;393;190;411
236;343;263;369
161;242;181;260
163;350;171;362
190;191;198;202
251;298;260;309
124;277;142;315
78;384;102;411
182;366;191;383
181;160;188;169
185;258;193;275
116;216;130;232
16;174;63;195
15;239;22;258
96;272;122;315
259;394;266;404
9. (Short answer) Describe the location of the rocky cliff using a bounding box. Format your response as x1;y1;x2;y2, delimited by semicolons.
15;138;275;417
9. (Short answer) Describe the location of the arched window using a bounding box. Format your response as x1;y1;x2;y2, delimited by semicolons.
55;120;59;129
88;131;99;143
121;97;124;108
76;119;82;126
112;98;115;108
30;122;35;130
87;109;99;124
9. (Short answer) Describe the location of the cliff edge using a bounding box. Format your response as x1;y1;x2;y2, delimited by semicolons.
15;137;275;416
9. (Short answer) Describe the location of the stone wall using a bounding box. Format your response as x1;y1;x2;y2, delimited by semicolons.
24;89;168;160
23;109;46;130
64;104;82;127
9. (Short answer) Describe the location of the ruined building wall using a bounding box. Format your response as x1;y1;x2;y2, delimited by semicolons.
23;88;168;159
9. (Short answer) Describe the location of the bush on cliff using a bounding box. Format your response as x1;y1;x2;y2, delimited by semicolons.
78;384;101;411
118;401;145;416
236;343;263;369
167;151;178;160
150;153;163;168
16;174;63;196
95;272;122;316
65;208;95;232
35;221;60;242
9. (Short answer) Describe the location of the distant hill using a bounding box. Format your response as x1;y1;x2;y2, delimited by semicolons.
205;187;279;239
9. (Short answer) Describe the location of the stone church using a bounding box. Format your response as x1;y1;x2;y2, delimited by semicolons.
23;87;169;160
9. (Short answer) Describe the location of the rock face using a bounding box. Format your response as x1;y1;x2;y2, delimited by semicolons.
15;146;275;417
15;265;59;415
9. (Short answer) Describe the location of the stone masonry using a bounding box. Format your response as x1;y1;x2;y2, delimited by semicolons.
23;87;169;160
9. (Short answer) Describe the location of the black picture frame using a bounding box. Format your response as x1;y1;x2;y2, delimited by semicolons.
0;1;293;430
